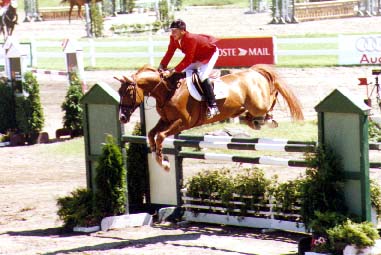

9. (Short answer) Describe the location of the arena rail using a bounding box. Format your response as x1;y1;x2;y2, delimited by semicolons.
294;0;359;22
30;37;340;68
39;7;83;21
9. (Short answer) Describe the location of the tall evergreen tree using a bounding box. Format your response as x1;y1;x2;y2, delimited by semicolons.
94;135;127;217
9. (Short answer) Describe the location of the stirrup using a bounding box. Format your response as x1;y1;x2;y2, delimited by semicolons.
207;106;220;119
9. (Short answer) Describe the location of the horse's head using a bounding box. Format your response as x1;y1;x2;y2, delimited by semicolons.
115;75;143;124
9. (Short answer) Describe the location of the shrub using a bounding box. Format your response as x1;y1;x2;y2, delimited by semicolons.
233;168;271;213
370;179;381;219
57;135;127;230
369;120;381;142
126;0;135;13
15;72;44;143
94;135;127;218
57;188;96;230
126;123;149;209
61;72;84;132
271;177;304;219
300;144;347;230
327;219;379;251
0;80;16;133
90;0;104;37
185;167;273;215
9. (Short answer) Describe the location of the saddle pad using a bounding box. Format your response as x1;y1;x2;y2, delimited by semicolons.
186;70;228;101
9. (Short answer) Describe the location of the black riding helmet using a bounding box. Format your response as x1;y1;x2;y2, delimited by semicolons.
170;19;186;30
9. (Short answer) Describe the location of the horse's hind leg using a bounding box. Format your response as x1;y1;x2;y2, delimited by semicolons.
243;112;261;130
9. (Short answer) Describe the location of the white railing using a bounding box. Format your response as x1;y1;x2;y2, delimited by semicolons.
27;36;340;68
181;189;306;232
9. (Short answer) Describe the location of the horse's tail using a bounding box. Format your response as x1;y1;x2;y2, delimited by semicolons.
251;64;304;121
60;0;69;4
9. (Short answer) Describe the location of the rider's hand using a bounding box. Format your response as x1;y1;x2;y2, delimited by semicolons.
163;69;175;79
158;64;165;73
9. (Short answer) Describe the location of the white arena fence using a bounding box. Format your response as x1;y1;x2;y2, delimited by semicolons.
5;35;380;69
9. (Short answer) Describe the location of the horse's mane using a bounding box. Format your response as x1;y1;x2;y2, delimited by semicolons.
136;64;158;74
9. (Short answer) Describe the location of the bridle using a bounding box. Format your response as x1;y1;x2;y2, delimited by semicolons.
118;77;141;120
118;71;174;120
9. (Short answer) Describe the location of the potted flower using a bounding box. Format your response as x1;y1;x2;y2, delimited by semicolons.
327;219;380;255
304;236;331;254
303;211;347;255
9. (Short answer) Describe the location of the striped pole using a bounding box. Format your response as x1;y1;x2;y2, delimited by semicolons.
122;135;316;153
177;134;316;145
178;151;308;167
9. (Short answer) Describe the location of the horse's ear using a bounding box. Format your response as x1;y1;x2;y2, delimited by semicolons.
114;76;133;84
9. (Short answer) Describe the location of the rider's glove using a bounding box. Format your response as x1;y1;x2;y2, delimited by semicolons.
158;64;165;72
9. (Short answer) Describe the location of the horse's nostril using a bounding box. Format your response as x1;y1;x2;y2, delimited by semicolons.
120;115;129;123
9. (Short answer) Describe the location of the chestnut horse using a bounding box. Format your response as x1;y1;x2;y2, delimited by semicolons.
116;64;304;170
60;0;102;23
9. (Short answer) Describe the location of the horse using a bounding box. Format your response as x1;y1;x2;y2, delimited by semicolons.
60;0;102;23
116;64;304;171
0;5;17;39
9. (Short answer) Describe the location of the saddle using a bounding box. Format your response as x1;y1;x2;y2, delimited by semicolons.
186;69;228;101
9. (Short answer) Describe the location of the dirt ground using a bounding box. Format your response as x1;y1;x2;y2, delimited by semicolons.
1;7;381;255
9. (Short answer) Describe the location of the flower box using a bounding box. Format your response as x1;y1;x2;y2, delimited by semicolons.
181;190;305;232
343;245;373;255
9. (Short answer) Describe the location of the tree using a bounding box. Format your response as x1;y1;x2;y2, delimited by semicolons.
61;72;84;132
94;135;127;218
15;72;44;143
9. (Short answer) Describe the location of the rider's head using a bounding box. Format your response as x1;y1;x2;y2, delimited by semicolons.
170;19;186;30
170;19;186;40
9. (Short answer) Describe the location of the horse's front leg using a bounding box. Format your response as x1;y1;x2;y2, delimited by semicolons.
155;119;184;171
147;119;172;170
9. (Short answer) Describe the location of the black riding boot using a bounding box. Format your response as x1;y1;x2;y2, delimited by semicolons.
201;78;220;119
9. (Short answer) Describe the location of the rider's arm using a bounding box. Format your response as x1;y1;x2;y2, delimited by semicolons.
160;36;177;69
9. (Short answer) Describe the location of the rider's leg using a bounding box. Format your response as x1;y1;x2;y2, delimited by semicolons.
199;49;220;119
201;78;220;119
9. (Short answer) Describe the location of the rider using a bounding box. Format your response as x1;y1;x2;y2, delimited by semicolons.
0;0;10;15
159;19;220;119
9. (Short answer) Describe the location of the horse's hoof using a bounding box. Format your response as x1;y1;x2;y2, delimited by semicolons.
162;160;170;171
253;121;261;130
267;120;278;128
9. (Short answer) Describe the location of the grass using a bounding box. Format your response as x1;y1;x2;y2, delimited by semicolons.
181;120;318;141
39;138;85;157
171;120;318;157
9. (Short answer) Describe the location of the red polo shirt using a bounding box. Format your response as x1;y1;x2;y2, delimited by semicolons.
160;31;218;72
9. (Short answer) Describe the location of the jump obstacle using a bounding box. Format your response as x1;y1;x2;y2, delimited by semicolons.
81;82;381;231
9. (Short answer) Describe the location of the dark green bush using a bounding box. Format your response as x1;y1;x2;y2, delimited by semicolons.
300;145;347;231
327;219;379;251
126;123;149;208
94;135;127;218
0;80;16;133
57;188;96;230
15;72;44;143
271;178;304;216
90;0;104;37
369;120;381;142
57;135;127;230
126;0;135;13
61;72;83;132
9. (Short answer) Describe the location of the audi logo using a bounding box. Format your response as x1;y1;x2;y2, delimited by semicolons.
355;36;381;52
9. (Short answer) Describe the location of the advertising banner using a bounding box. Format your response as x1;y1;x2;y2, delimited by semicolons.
338;34;381;65
215;37;274;67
